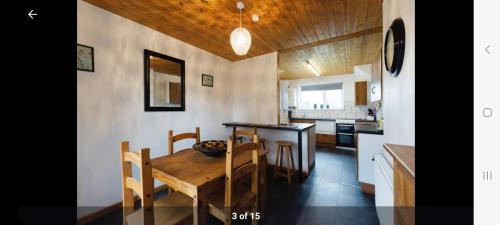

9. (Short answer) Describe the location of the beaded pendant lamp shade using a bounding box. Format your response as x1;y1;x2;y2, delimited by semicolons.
230;1;252;55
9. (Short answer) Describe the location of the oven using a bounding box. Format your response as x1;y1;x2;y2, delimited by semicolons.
336;120;355;149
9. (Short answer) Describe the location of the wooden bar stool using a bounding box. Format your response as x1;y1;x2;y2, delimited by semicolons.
273;140;295;184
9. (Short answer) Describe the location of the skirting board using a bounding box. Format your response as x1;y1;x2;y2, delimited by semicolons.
76;185;168;225
360;182;375;195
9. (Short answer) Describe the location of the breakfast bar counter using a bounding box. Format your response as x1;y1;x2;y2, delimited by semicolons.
223;122;316;183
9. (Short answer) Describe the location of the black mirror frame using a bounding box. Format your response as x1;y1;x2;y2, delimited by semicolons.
384;18;405;77
144;49;185;111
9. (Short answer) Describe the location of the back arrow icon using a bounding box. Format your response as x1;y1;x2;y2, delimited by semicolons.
485;45;491;54
28;10;37;19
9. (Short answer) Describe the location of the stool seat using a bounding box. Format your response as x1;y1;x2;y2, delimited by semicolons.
275;140;293;146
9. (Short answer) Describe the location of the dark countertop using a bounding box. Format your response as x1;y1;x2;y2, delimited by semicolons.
223;122;315;131
355;124;384;135
356;119;377;123
290;117;377;123
290;117;335;121
384;144;415;177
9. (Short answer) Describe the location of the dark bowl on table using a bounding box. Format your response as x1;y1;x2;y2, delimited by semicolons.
193;140;227;157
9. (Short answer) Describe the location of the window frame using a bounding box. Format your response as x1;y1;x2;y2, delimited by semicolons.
297;83;344;110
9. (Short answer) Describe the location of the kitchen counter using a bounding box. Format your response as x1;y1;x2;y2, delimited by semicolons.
290;117;377;122
290;117;335;122
223;122;315;131
223;122;316;182
383;143;415;177
355;124;383;135
384;143;415;225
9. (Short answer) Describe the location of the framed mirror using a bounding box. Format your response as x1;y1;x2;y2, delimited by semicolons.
144;49;185;111
384;18;405;77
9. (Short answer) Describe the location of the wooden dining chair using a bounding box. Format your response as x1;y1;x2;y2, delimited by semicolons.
206;135;260;225
168;127;200;155
120;141;193;225
229;127;268;215
227;127;253;144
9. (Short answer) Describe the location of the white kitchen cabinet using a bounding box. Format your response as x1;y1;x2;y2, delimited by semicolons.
315;121;335;134
357;133;384;184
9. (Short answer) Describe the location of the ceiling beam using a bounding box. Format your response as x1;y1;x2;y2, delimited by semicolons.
278;26;383;54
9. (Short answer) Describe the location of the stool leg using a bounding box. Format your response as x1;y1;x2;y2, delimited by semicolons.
279;145;283;171
287;147;293;184
289;145;295;172
274;144;280;179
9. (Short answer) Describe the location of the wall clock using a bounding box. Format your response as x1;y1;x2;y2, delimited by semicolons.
384;18;405;77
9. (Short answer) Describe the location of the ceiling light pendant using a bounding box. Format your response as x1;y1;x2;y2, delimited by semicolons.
230;1;252;56
306;60;321;76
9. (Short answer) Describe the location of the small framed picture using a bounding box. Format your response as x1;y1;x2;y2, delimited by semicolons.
77;44;94;72
202;74;213;87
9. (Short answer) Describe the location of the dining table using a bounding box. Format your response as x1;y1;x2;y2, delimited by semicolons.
151;147;266;225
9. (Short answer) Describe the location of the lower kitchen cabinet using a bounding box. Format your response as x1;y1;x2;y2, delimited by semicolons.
290;119;315;124
356;133;384;191
394;160;415;225
316;133;336;148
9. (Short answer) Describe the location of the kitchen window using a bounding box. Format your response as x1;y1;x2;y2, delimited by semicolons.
298;83;344;110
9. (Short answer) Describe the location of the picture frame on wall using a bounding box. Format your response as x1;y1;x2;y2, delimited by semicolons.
77;44;94;72
202;74;213;87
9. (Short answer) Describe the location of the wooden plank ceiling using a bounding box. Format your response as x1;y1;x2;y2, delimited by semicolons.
84;0;382;78
279;28;383;80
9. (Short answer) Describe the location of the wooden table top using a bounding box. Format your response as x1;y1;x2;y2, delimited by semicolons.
152;148;264;188
383;143;415;177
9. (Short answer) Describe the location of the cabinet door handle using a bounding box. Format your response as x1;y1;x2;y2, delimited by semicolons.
372;86;376;94
371;156;375;161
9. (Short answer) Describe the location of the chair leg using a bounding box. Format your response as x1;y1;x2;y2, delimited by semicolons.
251;202;258;225
260;154;267;216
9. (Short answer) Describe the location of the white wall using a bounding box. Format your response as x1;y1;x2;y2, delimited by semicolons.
231;53;278;124
78;0;235;206
77;0;278;215
382;0;415;146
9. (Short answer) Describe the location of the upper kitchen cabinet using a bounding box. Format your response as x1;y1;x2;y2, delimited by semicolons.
355;81;368;105
370;49;383;102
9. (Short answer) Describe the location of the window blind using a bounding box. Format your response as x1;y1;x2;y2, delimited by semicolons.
300;82;343;91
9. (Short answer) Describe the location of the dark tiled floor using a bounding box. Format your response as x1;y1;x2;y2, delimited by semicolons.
85;148;379;225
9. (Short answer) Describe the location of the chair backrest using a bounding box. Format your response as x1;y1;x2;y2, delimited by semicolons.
224;135;260;216
120;141;154;224
168;127;200;155
232;127;257;143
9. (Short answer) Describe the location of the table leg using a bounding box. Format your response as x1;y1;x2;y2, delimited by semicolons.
193;188;207;225
297;131;303;183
